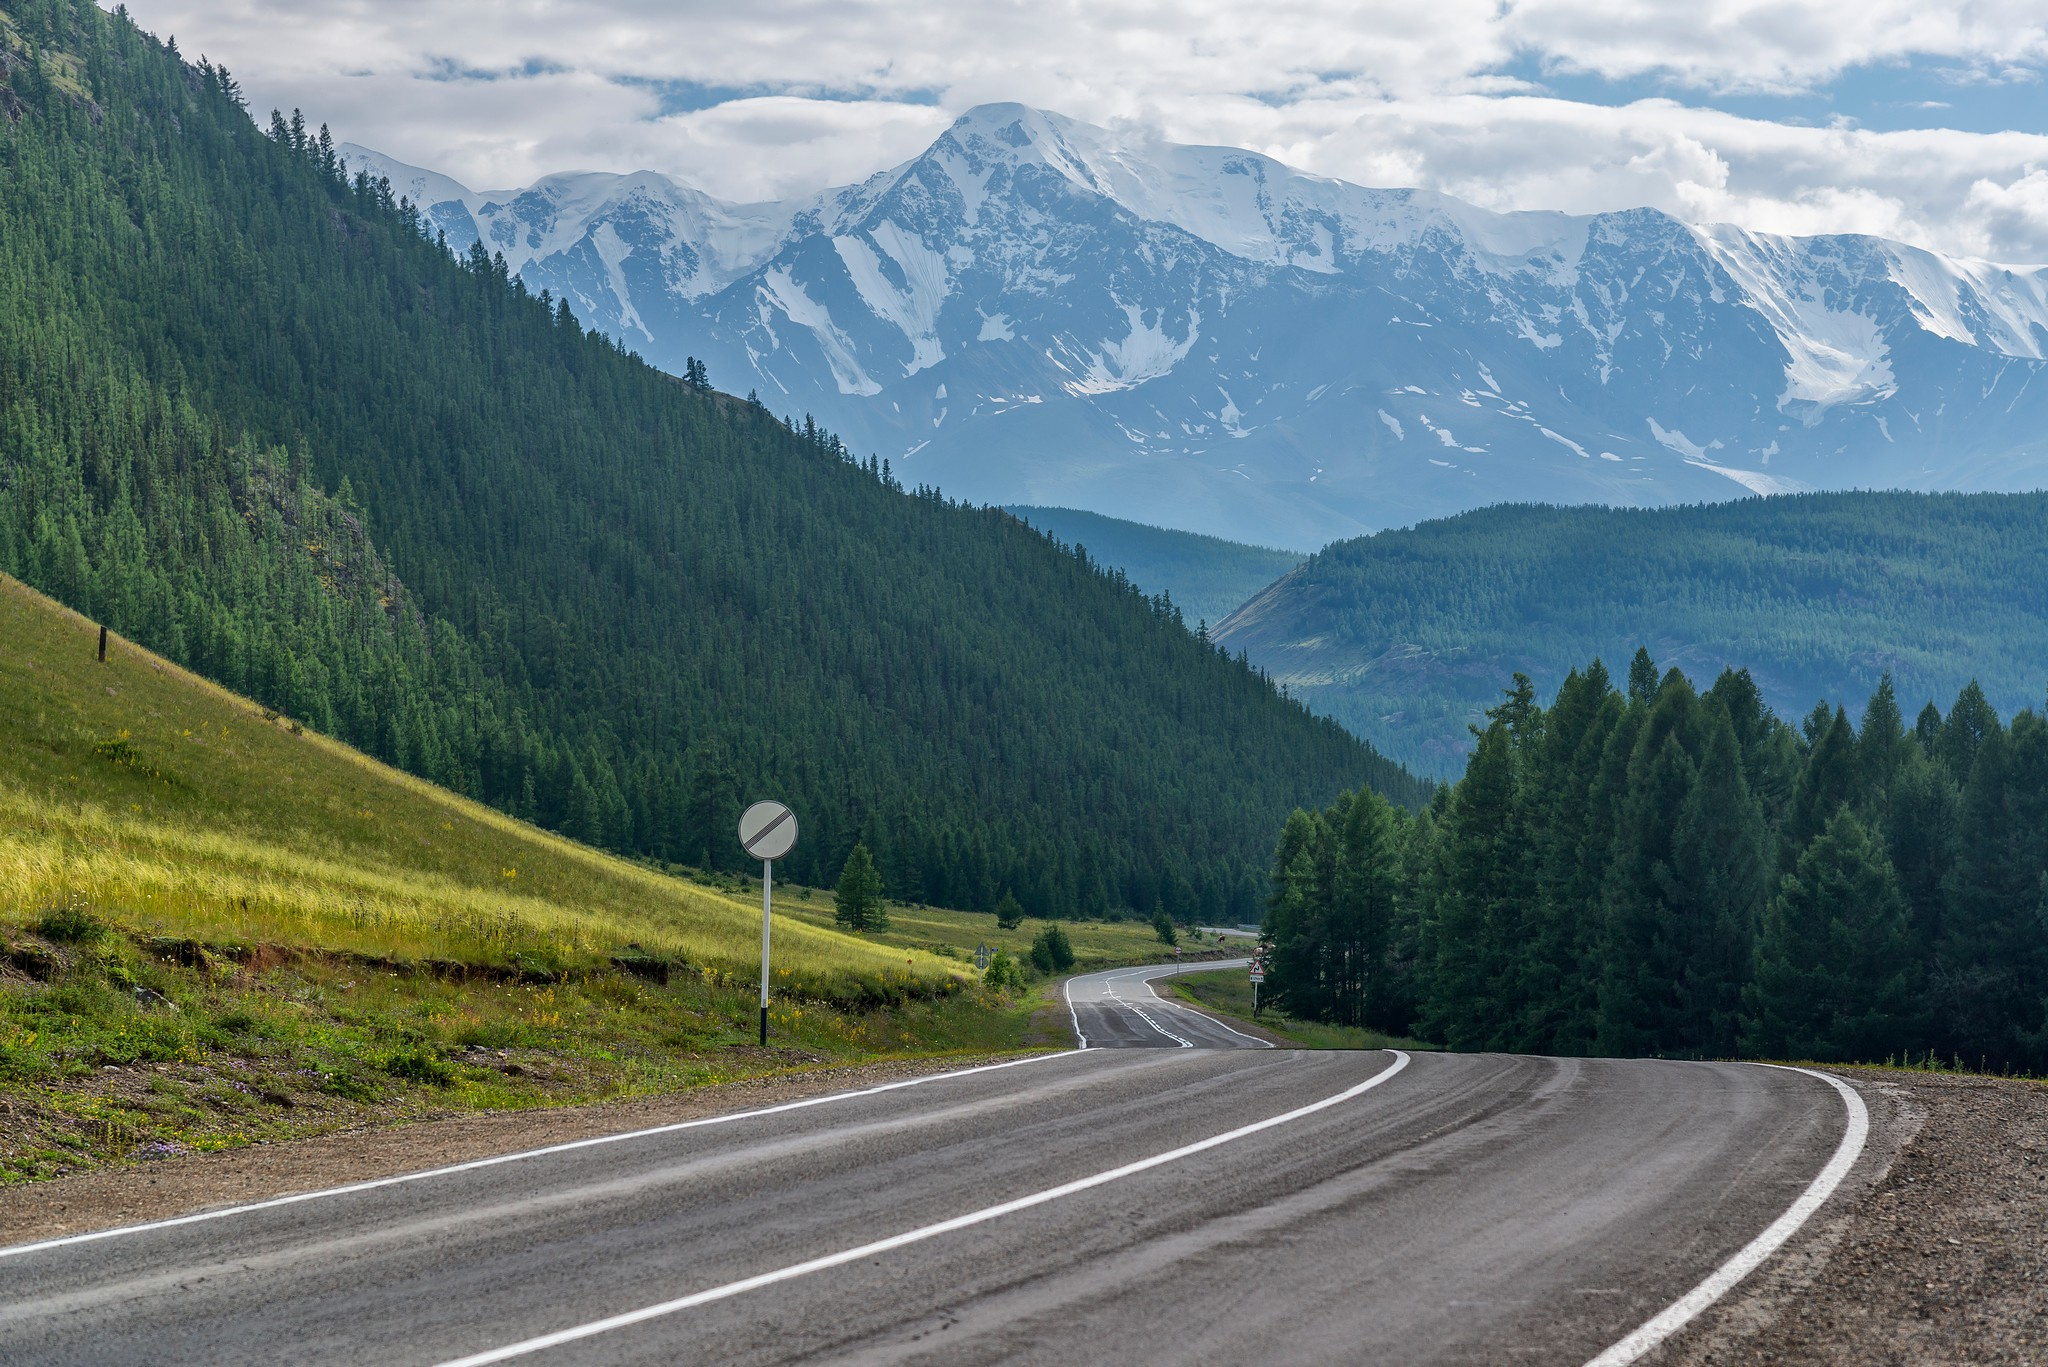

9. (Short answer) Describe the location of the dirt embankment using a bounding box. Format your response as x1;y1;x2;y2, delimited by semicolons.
1668;1069;2048;1365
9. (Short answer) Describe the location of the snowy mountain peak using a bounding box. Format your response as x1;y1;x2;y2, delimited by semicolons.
361;110;2048;549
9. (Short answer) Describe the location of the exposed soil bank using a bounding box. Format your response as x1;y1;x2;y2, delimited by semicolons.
1667;1068;2047;1365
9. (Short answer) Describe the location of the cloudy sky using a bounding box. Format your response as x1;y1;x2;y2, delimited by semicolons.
117;0;2048;262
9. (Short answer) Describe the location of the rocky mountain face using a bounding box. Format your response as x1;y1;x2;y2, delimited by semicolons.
350;104;2048;550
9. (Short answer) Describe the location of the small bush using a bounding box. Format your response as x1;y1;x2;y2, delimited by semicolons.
379;1047;454;1086
317;1069;383;1102
982;949;1025;994
512;947;568;983
36;904;105;944
92;732;167;782
1030;924;1075;975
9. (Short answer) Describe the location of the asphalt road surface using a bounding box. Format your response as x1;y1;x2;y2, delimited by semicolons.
0;971;1862;1366
1063;961;1273;1048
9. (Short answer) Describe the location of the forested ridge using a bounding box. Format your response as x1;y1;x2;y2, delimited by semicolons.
1218;494;2048;775
0;0;1419;924
1266;652;2048;1072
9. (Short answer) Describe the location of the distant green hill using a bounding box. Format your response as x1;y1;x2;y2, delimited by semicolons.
1006;507;1302;631
0;0;1419;928
1216;493;2048;776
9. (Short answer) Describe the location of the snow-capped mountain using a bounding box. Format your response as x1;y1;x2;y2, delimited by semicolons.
346;105;2048;549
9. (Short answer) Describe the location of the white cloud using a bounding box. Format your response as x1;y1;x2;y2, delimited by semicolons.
110;0;2048;259
1500;0;2048;93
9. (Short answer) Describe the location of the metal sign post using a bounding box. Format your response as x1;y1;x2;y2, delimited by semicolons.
1249;954;1266;1016
737;800;799;1047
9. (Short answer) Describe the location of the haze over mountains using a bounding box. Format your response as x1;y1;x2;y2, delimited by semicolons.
352;103;2048;550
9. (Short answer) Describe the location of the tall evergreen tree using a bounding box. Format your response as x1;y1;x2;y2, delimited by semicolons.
834;843;887;933
1596;674;1707;1055
1334;787;1402;1029
1664;713;1768;1056
1422;722;1522;1049
1783;706;1856;874
1937;712;2048;1068
1742;809;1916;1063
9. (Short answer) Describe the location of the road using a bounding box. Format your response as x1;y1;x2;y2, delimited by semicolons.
0;967;1864;1366
1063;960;1273;1048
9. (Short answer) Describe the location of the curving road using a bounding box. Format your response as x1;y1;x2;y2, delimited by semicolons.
1063;960;1272;1048
0;969;1865;1366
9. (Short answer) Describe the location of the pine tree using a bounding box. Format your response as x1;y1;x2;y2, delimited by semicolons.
834;843;887;933
1333;786;1401;1030
1938;682;1999;782
1664;712;1767;1056
1423;722;1522;1049
1030;923;1075;974
1626;647;1659;705
1151;901;1178;946
1742;809;1915;1063
1266;808;1333;1021
1938;710;2048;1069
1783;706;1856;874
1596;675;1706;1056
994;891;1025;931
1857;674;1907;816
1884;744;1956;960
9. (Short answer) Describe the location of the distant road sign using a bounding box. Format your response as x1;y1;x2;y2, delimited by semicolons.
974;943;992;971
1248;968;1265;983
738;801;798;861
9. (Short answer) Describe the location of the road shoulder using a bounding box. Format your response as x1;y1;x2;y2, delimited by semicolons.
0;1053;1037;1250
1660;1068;2048;1364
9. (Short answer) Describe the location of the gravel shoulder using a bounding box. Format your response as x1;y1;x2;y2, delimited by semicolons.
0;1052;1032;1249
1665;1068;2048;1365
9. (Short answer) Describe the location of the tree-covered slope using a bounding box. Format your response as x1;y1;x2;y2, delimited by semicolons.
0;0;1418;926
1005;507;1302;631
1217;494;2048;775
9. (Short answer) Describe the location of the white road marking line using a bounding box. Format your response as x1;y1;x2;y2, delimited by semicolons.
0;1051;1086;1262
1581;1065;1870;1367
433;1051;1413;1366
1121;995;1195;1047
1064;974;1089;1049
1133;965;1273;1048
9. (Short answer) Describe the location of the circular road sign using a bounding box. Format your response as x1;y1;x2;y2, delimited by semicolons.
738;800;799;862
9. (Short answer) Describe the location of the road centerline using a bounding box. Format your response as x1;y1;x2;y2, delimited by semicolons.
430;1050;1413;1366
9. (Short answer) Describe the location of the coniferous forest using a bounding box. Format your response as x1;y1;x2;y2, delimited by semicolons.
0;0;1420;923
1266;652;2048;1072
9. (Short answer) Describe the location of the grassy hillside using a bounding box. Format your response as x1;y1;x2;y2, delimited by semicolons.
0;574;1080;1182
1217;493;2048;775
0;0;1417;933
0;576;940;993
1007;507;1303;630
